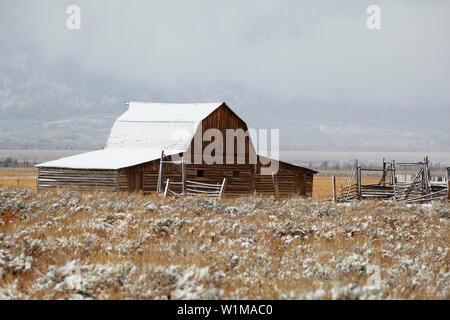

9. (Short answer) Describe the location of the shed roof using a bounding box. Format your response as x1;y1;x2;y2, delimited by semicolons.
36;148;183;170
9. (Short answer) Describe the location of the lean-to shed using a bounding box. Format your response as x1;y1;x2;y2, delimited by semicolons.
37;102;317;197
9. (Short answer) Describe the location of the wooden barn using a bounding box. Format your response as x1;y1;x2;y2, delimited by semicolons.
37;102;317;197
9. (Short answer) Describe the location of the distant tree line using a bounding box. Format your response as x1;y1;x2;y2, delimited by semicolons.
0;158;35;168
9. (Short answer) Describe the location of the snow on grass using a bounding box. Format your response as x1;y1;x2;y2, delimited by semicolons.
0;185;448;299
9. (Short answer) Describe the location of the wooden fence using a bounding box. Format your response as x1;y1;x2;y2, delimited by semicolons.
334;157;448;203
163;178;227;198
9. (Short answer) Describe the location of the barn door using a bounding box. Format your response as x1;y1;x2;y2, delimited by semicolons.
127;169;143;192
298;174;305;195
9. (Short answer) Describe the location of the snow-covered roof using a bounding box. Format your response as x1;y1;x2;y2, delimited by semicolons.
37;102;224;169
117;102;223;122
36;148;183;170
106;102;223;150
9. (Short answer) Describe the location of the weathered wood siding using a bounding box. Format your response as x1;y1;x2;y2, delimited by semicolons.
38;168;118;190
119;161;160;192
255;156;315;197
143;172;159;193
254;175;275;195
186;164;253;196
118;170;128;192
187;104;254;165
142;161;253;196
253;172;312;197
141;155;315;198
305;173;313;196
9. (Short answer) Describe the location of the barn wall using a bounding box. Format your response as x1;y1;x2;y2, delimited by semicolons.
253;173;311;197
120;160;160;192
256;157;316;197
37;168;118;190
140;155;315;198
186;164;253;196
305;173;313;196
143;161;180;194
142;161;253;196
140;105;259;196
187;104;255;165
254;175;275;195
118;170;128;192
143;172;159;193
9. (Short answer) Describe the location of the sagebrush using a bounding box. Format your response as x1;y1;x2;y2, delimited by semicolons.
0;186;448;299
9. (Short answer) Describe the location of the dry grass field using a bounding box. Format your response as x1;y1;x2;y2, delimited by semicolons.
0;171;36;189
0;171;379;200
312;176;381;200
0;183;448;299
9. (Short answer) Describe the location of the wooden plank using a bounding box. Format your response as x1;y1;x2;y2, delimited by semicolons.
220;178;227;198
163;178;170;197
37;168;118;191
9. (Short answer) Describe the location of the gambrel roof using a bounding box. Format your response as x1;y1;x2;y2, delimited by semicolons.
105;102;223;151
37;102;224;169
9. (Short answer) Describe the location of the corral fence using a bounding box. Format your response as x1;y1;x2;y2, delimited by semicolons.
332;156;449;203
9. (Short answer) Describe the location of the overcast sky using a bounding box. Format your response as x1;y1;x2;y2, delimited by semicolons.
1;0;449;150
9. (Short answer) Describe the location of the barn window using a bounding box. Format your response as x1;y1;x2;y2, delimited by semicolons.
233;170;240;178
197;170;204;177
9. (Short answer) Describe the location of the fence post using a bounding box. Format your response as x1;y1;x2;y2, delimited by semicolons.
219;178;227;198
392;160;397;200
37;170;40;192
357;165;362;200
345;165;356;201
163;178;170;197
424;156;431;193
447;167;449;201
157;150;164;194
181;156;186;195
332;176;336;203
355;160;361;200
